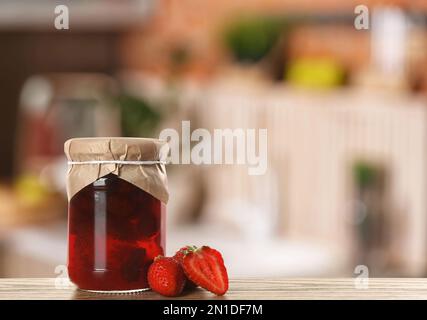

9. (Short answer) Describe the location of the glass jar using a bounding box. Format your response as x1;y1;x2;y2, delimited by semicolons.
64;138;169;292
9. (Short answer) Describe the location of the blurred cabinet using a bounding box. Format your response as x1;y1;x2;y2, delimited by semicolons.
195;81;427;276
0;31;122;179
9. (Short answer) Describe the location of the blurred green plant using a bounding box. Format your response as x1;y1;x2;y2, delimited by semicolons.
353;161;379;189
170;45;191;69
223;16;285;63
115;93;162;137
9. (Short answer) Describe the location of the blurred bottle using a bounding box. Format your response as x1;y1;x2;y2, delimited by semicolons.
11;73;120;222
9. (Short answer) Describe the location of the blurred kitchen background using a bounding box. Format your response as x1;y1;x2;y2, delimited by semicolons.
2;0;427;279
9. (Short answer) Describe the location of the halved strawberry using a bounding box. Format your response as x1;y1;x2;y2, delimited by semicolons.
182;246;228;296
173;246;198;289
173;246;196;264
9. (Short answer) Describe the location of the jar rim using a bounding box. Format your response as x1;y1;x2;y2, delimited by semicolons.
65;136;165;143
64;137;167;158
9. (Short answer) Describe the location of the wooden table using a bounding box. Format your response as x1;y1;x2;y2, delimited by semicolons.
1;278;427;299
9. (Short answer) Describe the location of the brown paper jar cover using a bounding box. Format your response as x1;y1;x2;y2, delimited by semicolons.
64;137;169;203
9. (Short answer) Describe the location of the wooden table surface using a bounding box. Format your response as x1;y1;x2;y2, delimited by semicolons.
1;278;427;299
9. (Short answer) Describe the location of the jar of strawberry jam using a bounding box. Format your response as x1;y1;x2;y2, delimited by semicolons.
64;138;169;292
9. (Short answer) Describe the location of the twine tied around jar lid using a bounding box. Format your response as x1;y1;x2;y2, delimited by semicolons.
64;137;169;203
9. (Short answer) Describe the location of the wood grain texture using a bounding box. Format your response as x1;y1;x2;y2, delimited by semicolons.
1;278;427;300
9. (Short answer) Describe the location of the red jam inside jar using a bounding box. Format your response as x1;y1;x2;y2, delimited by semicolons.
68;173;165;292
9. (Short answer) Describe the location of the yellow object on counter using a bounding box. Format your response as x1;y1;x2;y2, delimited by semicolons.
286;58;345;89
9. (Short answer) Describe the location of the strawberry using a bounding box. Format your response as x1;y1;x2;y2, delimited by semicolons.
182;246;228;296
173;246;195;264
147;256;186;297
173;246;198;289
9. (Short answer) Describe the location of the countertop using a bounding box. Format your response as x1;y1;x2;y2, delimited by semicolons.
1;278;427;300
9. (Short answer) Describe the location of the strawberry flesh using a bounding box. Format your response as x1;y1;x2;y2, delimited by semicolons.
182;246;228;296
173;246;198;289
